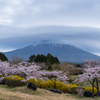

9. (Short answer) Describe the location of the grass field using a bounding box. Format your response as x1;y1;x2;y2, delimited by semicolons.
0;85;100;100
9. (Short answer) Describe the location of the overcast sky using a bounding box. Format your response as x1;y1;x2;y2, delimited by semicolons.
0;0;100;56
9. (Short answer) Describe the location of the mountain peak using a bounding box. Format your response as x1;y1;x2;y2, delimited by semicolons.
4;41;100;63
31;40;72;47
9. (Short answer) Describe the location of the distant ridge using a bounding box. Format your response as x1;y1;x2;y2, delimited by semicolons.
4;41;100;63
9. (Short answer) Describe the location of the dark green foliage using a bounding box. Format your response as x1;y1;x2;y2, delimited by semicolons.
28;53;60;65
28;54;35;62
47;53;59;65
0;52;8;61
6;80;26;87
76;64;81;67
34;54;47;63
48;65;52;70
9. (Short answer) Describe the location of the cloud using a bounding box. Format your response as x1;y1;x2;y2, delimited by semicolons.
0;25;100;55
0;0;100;55
0;0;100;27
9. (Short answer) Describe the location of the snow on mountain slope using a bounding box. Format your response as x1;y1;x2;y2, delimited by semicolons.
4;41;100;63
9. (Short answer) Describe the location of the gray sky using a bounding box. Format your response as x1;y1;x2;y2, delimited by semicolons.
0;0;100;56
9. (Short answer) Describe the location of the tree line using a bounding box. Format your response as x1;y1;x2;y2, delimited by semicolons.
0;52;60;65
28;53;60;65
0;52;8;61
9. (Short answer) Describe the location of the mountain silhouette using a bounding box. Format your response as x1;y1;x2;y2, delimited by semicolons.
4;41;100;63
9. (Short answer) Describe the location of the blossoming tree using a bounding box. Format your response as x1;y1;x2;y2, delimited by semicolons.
73;59;100;96
0;61;47;82
0;60;69;89
0;60;11;77
10;61;48;81
43;70;69;89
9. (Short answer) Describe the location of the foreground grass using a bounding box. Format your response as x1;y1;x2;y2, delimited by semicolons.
0;85;100;100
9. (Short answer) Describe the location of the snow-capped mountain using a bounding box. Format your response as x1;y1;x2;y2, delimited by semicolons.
4;41;100;63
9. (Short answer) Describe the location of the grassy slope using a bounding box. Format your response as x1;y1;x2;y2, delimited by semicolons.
0;85;99;100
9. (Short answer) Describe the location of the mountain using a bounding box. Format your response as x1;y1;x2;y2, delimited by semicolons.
4;41;100;63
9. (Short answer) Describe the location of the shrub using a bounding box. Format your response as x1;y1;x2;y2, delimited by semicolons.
4;75;77;93
4;75;25;87
27;79;77;92
51;63;60;70
6;80;25;87
85;87;100;95
41;80;77;92
41;80;56;89
68;84;78;89
27;79;43;87
60;63;79;75
5;75;24;81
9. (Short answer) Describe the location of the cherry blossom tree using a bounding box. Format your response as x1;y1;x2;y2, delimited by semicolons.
10;61;48;81
11;62;69;86
0;60;14;83
0;60;46;82
43;70;69;89
73;59;100;96
0;60;11;77
0;60;69;88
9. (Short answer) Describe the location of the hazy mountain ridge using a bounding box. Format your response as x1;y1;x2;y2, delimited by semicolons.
4;41;100;63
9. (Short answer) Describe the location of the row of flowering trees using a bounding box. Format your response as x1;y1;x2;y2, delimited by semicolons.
1;59;100;96
0;60;69;88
